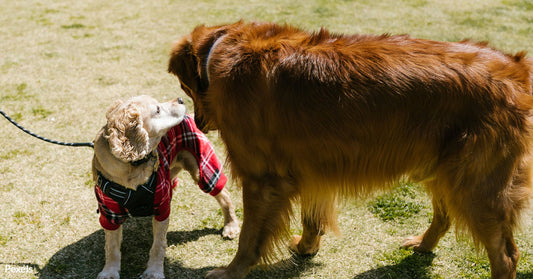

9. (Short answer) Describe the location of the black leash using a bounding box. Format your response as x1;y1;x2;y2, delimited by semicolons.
0;109;94;148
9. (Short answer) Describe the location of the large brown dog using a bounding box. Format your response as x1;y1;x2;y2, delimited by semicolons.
168;21;533;279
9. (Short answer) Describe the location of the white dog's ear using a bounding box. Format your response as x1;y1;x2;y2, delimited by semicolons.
105;102;150;162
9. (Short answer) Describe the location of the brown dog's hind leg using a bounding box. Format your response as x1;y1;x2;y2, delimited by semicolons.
482;229;519;279
402;195;450;252
206;175;297;279
469;175;527;278
461;195;520;279
464;156;531;279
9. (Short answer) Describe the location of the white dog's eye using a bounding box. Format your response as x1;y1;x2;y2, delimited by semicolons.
155;106;160;114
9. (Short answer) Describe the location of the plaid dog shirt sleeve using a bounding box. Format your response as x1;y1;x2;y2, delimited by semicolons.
168;115;227;196
95;185;128;230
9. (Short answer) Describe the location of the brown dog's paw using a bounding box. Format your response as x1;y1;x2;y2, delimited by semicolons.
401;235;422;249
288;235;319;258
288;235;302;252
401;235;432;253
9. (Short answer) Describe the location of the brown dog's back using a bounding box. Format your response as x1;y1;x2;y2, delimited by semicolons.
206;25;533;189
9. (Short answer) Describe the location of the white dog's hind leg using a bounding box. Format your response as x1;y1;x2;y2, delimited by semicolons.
98;227;123;279
142;218;169;279
214;188;240;239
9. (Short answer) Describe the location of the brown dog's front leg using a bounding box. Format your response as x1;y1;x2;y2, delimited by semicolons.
402;195;450;252
289;192;337;257
206;176;296;279
98;227;123;279
289;215;325;257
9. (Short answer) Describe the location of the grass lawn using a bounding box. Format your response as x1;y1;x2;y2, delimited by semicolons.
1;0;533;278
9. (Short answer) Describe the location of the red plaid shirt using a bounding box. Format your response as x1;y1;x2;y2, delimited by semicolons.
95;115;227;230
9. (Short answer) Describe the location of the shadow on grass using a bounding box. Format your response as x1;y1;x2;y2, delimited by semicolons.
38;217;221;279
40;216;533;279
37;215;320;278
350;251;533;279
518;273;533;279
352;252;436;279
246;255;323;279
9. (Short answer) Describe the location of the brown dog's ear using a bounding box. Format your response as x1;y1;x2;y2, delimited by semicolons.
105;102;150;162
169;22;242;94
168;35;201;94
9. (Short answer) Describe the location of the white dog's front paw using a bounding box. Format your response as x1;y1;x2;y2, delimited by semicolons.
222;221;240;239
97;269;120;279
142;268;165;279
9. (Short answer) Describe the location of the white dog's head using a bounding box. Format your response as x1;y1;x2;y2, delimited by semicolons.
104;95;186;163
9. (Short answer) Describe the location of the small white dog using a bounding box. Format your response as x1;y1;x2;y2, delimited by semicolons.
92;95;240;279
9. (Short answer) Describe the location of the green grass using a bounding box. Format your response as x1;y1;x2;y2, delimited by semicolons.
368;183;424;223
1;0;533;278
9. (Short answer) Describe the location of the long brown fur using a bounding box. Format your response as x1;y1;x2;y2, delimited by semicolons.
169;21;533;279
